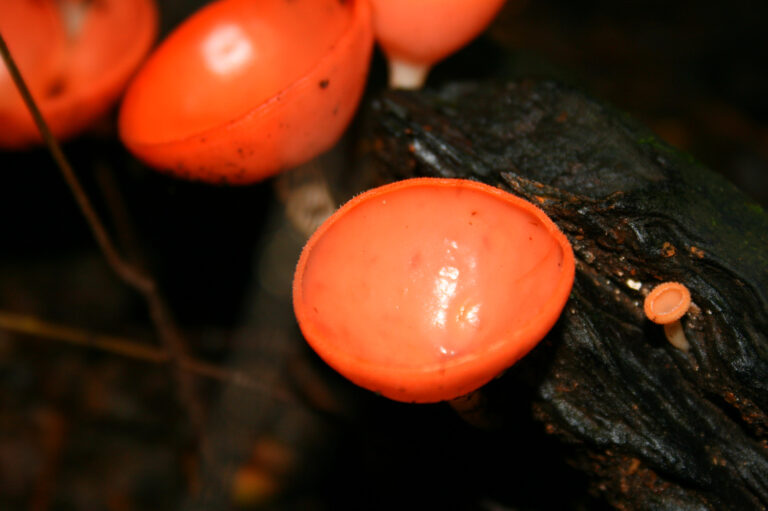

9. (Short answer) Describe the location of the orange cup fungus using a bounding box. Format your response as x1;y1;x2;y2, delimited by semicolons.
0;0;158;148
293;178;575;403
118;0;373;184
369;0;507;89
644;282;692;351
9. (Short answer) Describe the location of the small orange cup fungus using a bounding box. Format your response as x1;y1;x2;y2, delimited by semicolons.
0;0;158;148
293;178;575;403
119;0;373;184
644;282;692;351
369;0;507;89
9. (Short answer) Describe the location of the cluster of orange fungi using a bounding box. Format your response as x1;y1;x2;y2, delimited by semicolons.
3;1;695;404
2;0;507;182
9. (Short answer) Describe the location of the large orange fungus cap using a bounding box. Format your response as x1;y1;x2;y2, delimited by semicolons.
0;0;158;148
119;0;373;184
293;178;575;403
369;0;507;88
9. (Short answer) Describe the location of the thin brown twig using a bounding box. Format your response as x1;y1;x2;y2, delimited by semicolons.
0;310;294;402
0;33;207;444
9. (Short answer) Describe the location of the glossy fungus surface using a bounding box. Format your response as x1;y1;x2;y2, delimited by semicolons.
119;0;373;184
644;282;691;325
293;178;575;403
370;0;506;87
0;0;157;148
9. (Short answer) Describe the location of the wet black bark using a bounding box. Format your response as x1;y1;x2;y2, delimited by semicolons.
362;79;768;510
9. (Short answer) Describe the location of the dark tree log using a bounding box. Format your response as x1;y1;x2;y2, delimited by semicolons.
362;79;768;510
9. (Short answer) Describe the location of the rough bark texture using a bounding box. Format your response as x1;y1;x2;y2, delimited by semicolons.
362;79;768;510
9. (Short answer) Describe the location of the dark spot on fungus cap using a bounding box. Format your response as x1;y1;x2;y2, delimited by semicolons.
45;77;67;98
293;178;575;403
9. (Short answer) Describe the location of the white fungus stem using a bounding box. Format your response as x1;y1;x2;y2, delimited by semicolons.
663;320;690;352
387;57;430;90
